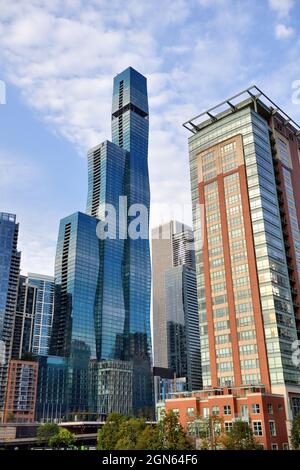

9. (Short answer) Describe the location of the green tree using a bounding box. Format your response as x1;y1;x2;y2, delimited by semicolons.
97;413;127;450
115;418;147;450
221;420;261;450
37;423;59;445
135;425;161;450
291;415;300;450
155;411;194;450
48;428;75;449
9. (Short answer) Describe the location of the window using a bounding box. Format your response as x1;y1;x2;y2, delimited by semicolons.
224;405;231;415
271;444;278;450
240;405;248;418
267;404;273;414
283;443;289;450
172;408;179;416
224;422;233;433
252;404;260;414
269;421;276;437
187;407;194;417
253;421;263;436
212;406;220;416
203;407;210;418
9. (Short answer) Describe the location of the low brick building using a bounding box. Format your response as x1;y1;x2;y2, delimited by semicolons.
164;385;289;450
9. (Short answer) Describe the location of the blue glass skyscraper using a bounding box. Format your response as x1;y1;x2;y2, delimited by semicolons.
50;67;153;419
111;68;152;412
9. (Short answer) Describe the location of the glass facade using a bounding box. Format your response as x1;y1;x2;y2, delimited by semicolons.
111;68;152;412
0;212;21;410
28;273;55;357
165;265;202;390
152;221;201;392
36;355;68;422
49;68;153;419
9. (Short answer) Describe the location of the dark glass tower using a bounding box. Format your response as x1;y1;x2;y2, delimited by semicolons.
111;68;152;412
50;67;153;418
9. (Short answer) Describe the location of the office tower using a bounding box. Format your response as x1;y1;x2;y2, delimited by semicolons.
11;275;37;359
36;356;68;423
184;86;300;421
91;360;133;420
111;67;152;413
0;213;21;414
152;221;202;391
3;359;38;423
50;67;153;419
28;273;55;357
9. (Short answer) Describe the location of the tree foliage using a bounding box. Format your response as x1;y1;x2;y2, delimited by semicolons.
37;423;59;444
48;428;75;449
221;420;261;450
291;415;300;450
97;411;193;450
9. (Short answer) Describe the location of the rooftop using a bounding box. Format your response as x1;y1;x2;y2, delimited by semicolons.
183;85;300;137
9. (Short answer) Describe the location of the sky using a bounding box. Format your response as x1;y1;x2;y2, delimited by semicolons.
0;0;300;276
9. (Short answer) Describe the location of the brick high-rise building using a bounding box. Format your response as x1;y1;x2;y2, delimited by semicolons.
158;86;300;449
3;359;38;423
165;86;300;447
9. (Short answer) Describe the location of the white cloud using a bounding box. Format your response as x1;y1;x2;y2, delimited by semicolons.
268;0;295;17
0;0;299;275
275;23;294;39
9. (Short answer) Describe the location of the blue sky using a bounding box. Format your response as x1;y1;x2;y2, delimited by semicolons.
0;0;300;276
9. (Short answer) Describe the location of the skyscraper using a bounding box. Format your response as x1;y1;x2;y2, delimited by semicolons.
111;68;152;412
28;273;55;357
50;67;153;419
11;275;37;359
0;212;21;415
184;86;300;421
152;221;202;391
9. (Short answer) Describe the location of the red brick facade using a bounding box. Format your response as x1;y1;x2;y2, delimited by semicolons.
165;387;289;450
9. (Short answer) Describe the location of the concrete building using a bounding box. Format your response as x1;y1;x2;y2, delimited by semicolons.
152;221;201;391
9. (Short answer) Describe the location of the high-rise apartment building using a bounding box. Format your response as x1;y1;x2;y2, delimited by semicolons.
28;273;54;357
3;359;38;423
11;275;37;359
11;273;54;360
152;221;202;391
50;67;153;419
0;213;21;415
184;86;300;421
